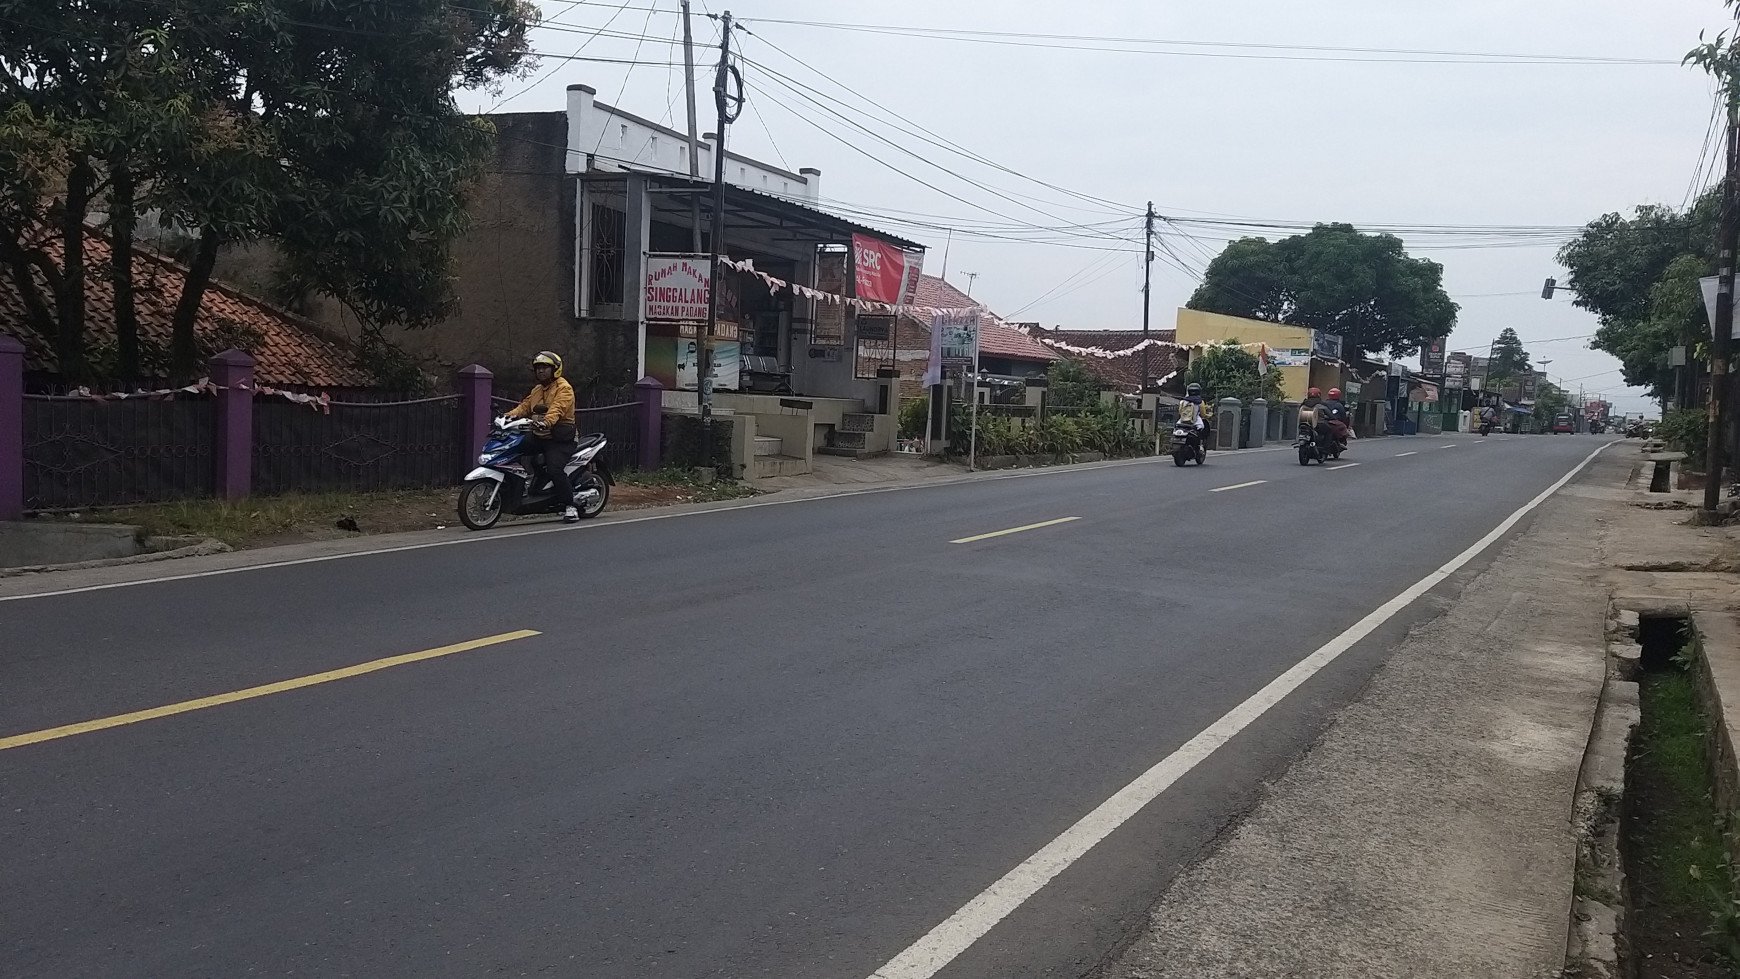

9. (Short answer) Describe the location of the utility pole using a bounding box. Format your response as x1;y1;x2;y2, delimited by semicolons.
681;1;703;253
1142;202;1155;391
701;10;741;471
1707;96;1739;515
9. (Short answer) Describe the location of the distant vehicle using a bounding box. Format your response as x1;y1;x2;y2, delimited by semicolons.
1551;413;1576;435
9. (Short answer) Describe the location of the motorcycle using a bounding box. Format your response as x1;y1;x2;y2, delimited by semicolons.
1171;422;1207;466
1295;416;1347;465
1479;420;1494;437
1295;419;1327;466
457;416;613;531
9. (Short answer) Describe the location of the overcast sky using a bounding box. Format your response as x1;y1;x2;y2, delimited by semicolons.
464;0;1730;415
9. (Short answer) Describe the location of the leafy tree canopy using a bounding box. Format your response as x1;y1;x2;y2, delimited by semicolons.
1187;223;1459;358
1182;340;1286;406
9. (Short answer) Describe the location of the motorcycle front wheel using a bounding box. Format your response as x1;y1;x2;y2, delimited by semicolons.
458;479;504;530
1299;447;1313;466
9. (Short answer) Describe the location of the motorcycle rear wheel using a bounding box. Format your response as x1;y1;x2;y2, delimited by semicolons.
458;479;504;530
576;473;610;518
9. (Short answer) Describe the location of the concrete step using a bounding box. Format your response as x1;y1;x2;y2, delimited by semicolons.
754;454;809;478
752;435;783;457
818;446;889;460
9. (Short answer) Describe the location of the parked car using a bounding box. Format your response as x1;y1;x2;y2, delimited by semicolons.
1551;413;1576;434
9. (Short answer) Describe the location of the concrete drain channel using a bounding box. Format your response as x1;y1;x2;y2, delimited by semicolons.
1569;609;1740;978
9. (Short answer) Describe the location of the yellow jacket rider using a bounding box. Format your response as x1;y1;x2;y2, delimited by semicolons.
505;351;581;522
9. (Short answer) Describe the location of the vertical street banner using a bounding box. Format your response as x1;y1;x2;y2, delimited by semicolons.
1421;337;1446;373
924;308;981;388
853;233;925;305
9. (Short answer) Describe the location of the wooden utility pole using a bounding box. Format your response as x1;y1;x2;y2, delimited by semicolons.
701;11;741;470
1706;99;1738;515
1142;203;1155;390
681;1;703;254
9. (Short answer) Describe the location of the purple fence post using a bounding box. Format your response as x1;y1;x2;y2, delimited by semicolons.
457;364;494;465
209;349;255;500
634;376;664;471
0;334;23;520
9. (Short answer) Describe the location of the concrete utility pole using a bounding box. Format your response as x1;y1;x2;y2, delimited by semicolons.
701;10;741;470
1708;97;1739;515
681;1;703;253
1142;202;1155;390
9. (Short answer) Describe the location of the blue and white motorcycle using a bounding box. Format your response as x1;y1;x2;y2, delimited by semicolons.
457;416;612;531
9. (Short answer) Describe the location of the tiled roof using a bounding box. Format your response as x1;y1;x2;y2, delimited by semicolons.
907;274;977;327
1026;326;1180;394
977;322;1059;363
1;230;372;388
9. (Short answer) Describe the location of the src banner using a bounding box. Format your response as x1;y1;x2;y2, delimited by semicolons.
852;234;924;305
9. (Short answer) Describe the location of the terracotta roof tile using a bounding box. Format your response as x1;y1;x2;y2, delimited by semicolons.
0;230;371;388
1026;326;1180;394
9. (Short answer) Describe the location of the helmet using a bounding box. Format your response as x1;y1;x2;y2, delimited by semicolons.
1307;387;1321;398
1328;387;1342;399
1186;382;1203;397
532;350;564;379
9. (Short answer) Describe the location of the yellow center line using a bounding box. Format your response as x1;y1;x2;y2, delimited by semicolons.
0;630;541;752
1210;480;1268;493
951;517;1081;544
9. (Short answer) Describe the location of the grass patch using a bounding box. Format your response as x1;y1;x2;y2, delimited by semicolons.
44;470;759;550
1625;637;1740;977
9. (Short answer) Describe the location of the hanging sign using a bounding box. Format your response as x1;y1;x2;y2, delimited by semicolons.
852;234;924;305
645;256;711;322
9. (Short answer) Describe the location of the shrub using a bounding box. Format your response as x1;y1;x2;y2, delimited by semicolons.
1657;407;1709;471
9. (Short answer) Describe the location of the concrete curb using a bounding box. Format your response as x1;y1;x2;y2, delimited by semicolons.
0;538;231;578
1562;603;1641;979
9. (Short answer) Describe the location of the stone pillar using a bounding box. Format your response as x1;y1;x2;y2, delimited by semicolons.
0;334;23;520
635;375;664;471
456;365;494;467
1248;398;1268;448
209;349;255;500
1215;398;1241;451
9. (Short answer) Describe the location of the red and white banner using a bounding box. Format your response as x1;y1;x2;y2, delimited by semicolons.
852;234;923;305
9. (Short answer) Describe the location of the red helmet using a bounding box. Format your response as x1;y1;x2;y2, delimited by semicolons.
1307;387;1322;398
1328;387;1342;399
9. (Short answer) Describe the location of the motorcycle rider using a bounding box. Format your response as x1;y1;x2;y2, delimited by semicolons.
505;351;580;522
1179;382;1211;445
1479;403;1498;435
1322;388;1351;440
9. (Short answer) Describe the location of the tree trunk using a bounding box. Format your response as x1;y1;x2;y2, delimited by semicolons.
56;153;94;383
171;227;220;381
110;159;140;382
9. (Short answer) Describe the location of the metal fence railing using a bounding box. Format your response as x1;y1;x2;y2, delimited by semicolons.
252;397;463;495
23;395;216;510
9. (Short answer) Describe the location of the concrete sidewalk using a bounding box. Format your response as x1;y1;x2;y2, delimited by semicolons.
1098;449;1628;979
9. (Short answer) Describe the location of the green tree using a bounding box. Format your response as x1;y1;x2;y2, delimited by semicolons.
1187;223;1459;357
1183;341;1286;405
0;0;538;382
1485;327;1531;392
1046;357;1103;407
1555;197;1716;400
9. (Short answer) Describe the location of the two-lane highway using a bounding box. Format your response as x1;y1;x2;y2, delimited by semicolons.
1;433;1612;978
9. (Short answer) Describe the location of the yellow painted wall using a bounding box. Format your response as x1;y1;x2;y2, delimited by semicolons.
1174;308;1316;403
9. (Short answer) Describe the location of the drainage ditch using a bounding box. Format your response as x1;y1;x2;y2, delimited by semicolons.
1621;615;1739;978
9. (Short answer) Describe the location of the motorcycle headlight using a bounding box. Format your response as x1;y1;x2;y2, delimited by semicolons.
478;452;492;465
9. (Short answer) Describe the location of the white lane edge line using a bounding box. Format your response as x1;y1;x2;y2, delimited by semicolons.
864;440;1613;979
1394;451;1418;457
1325;463;1360;470
1208;480;1267;493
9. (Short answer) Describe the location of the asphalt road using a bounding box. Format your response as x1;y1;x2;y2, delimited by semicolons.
0;433;1612;979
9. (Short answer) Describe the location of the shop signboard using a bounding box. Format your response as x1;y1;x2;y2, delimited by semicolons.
645;255;710;322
